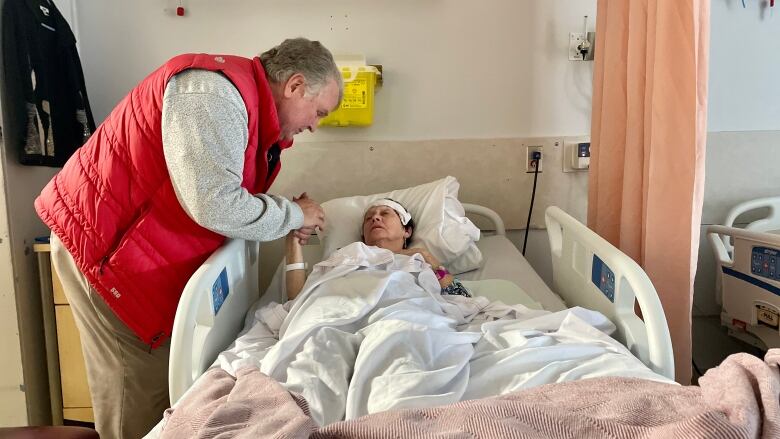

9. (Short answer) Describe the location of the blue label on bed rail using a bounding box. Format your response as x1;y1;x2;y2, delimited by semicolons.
211;268;229;315
592;255;615;302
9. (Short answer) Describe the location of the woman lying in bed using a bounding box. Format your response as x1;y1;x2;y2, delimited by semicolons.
285;197;471;300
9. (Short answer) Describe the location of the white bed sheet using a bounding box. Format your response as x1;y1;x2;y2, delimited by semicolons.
145;241;669;438
213;243;672;424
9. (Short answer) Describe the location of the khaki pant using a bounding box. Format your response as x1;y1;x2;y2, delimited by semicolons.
51;234;170;439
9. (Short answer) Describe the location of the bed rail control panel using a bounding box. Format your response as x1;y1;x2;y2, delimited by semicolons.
211;268;230;315
751;246;780;282
591;255;615;302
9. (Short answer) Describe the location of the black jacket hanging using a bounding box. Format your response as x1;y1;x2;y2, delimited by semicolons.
0;0;95;167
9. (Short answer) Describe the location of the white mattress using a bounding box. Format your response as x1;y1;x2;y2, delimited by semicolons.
460;235;566;312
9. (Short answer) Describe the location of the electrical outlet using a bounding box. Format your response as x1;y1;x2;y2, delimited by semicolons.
526;146;543;173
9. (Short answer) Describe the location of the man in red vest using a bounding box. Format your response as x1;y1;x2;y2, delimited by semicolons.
35;38;342;438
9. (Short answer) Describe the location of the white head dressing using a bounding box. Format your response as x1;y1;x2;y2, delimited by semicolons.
367;198;412;225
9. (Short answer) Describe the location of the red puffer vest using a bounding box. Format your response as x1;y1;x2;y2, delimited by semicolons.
35;54;291;348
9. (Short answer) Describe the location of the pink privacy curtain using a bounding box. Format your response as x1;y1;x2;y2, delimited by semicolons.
588;0;709;384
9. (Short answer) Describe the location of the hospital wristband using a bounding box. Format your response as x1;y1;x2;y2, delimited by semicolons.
285;262;307;272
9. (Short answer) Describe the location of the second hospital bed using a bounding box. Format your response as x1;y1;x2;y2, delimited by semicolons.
165;204;675;405
708;196;780;350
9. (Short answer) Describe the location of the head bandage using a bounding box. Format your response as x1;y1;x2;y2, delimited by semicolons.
368;199;412;225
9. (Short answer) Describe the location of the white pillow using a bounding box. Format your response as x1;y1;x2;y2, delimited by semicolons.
319;176;482;274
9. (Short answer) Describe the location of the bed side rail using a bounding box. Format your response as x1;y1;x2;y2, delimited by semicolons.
721;196;780;254
545;206;674;380
168;239;259;403
463;203;506;235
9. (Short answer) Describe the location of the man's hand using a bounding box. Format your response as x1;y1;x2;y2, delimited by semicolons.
293;193;325;245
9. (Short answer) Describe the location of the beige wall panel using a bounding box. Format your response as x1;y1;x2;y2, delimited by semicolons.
269;138;589;231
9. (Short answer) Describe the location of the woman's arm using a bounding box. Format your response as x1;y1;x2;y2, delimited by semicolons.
399;247;471;297
285;233;307;300
398;247;453;289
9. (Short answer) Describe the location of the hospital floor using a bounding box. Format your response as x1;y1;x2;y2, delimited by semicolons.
691;316;766;384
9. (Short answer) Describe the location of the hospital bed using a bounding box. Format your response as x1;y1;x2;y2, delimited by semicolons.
166;204;674;405
708;196;780;350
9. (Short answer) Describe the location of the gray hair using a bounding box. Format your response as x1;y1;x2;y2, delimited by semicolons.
260;38;343;100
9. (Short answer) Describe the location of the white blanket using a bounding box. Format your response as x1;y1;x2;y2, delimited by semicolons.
215;242;672;426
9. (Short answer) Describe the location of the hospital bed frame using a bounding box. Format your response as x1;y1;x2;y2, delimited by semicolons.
167;205;674;404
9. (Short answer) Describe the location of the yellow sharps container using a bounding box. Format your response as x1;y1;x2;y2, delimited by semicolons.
319;55;379;127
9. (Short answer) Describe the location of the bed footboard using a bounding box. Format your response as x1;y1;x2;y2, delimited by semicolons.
168;239;260;404
545;207;674;380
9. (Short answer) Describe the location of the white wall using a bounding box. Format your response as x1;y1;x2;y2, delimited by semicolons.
54;0;596;290
694;1;780;316
63;0;596;140
708;0;780;132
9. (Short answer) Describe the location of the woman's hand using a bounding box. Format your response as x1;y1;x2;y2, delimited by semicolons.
286;230;301;246
398;247;455;289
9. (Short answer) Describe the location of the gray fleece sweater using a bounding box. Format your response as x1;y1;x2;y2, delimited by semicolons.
161;69;303;241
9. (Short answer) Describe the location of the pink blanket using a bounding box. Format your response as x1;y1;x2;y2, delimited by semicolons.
160;350;780;439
